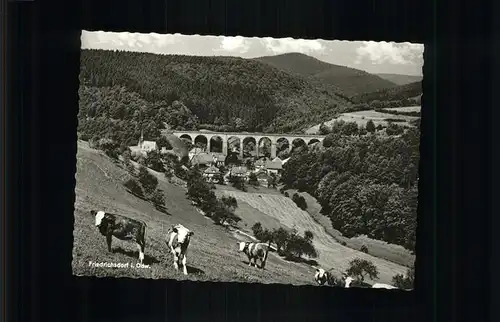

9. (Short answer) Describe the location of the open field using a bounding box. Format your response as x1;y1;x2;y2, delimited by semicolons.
386;105;421;113
73;140;407;285
216;189;407;283
282;189;415;268
305;108;420;134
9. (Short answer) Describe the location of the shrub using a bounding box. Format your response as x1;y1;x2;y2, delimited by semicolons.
366;120;376;133
146;151;165;172
346;258;379;282
124;178;144;198
252;222;273;242
149;189;166;210
360;245;369;253
392;264;415;290
212;199;241;226
248;172;258;186
126;163;136;176
137;166;159;195
292;193;307;210
229;175;247;191
341;241;347;246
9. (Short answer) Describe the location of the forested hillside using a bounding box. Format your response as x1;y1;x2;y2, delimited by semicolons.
255;53;397;96
79;49;353;136
376;73;423;86
352;81;422;105
281;127;420;252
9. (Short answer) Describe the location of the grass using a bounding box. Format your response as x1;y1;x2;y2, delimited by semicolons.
283;189;415;268
306;108;419;134
73;141;318;285
215;188;408;284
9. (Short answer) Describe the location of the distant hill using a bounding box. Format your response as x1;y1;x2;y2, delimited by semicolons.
80;49;353;135
351;81;422;104
376;73;423;86
255;53;397;97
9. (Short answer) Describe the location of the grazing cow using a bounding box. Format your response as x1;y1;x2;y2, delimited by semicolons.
314;268;331;285
167;224;194;275
91;210;147;263
342;275;373;288
238;241;271;269
372;283;397;289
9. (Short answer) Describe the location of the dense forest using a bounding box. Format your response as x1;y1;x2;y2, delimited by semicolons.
255;53;397;97
77;85;199;146
351;81;422;104
79;49;354;135
375;73;423;86
281;124;420;252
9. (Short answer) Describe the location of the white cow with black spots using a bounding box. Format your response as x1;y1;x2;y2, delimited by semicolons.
167;224;194;275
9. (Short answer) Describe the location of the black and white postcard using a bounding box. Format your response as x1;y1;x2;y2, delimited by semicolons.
73;31;422;289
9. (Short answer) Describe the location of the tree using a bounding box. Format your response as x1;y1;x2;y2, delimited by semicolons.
248;172;258;186
123;178;144;198
319;122;331;135
341;122;359;136
392;265;415;290
346;258;379;282
212;199;241;226
149;189;166;210
386;122;404;136
304;230;314;242
229;175;246;191
156;136;172;150
146;151;164;172
137;165;159;196
366;120;376;133
220;195;238;212
292;193;308;210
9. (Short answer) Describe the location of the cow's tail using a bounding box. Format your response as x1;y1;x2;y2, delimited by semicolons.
140;222;147;250
261;240;271;269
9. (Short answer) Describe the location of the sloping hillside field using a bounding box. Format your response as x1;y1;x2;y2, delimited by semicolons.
219;190;407;284
73;141;317;284
72;141;406;285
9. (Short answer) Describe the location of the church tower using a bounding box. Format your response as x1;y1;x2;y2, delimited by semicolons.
138;129;144;149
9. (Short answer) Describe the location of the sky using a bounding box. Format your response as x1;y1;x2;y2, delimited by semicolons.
81;30;424;76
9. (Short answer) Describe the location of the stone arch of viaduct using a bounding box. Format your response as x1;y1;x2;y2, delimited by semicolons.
171;131;325;159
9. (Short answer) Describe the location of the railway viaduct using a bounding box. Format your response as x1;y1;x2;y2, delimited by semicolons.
170;130;325;159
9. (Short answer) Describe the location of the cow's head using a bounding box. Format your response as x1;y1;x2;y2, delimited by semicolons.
91;210;106;227
172;224;193;244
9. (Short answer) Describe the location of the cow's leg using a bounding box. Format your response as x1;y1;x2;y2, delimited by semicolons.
181;254;188;275
137;242;145;264
247;256;252;266
106;234;113;252
173;252;179;270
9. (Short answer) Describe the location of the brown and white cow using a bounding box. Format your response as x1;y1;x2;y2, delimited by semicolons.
314;268;332;285
167;224;194;275
238;241;271;269
91;210;147;263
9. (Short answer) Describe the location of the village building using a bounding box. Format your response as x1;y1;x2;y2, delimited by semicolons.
264;161;283;175
202;166;221;183
224;166;248;184
256;171;272;188
271;157;283;164
129;131;158;157
211;153;226;167
188;147;205;161
191;152;216;169
254;157;271;170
